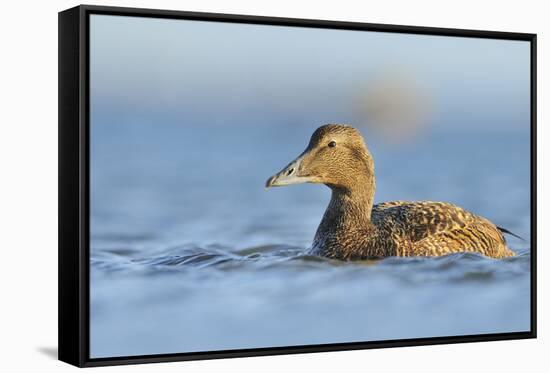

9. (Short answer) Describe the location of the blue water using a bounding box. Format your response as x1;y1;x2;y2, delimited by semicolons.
89;123;531;358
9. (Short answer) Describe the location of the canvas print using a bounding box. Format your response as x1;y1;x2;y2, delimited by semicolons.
89;14;531;358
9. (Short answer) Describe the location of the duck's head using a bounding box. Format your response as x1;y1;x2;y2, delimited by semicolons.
266;124;374;193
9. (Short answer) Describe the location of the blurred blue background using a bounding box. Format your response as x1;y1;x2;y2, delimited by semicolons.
89;15;531;358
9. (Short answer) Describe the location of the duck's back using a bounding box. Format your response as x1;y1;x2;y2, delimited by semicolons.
371;201;515;258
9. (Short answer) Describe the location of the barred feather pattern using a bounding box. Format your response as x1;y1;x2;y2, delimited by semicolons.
311;200;515;260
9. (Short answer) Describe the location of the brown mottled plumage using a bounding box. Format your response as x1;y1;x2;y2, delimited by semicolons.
265;124;515;260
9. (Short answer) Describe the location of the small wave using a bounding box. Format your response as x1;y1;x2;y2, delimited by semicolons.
92;243;310;272
91;242;531;285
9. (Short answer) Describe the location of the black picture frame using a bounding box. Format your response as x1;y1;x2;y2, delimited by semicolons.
58;4;537;368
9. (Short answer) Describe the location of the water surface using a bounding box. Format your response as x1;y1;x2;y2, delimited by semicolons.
90;124;531;358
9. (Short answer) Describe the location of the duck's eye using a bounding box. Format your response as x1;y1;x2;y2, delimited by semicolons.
328;141;337;148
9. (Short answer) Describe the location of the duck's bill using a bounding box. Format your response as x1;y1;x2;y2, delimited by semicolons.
265;157;317;188
265;173;315;188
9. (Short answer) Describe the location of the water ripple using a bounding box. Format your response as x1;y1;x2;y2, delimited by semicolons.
91;243;531;284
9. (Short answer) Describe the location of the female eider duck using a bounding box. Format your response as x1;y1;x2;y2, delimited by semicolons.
265;124;516;260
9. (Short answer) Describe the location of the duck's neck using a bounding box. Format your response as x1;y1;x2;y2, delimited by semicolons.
313;175;376;257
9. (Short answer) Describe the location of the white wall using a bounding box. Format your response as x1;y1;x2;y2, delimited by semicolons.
0;0;547;371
